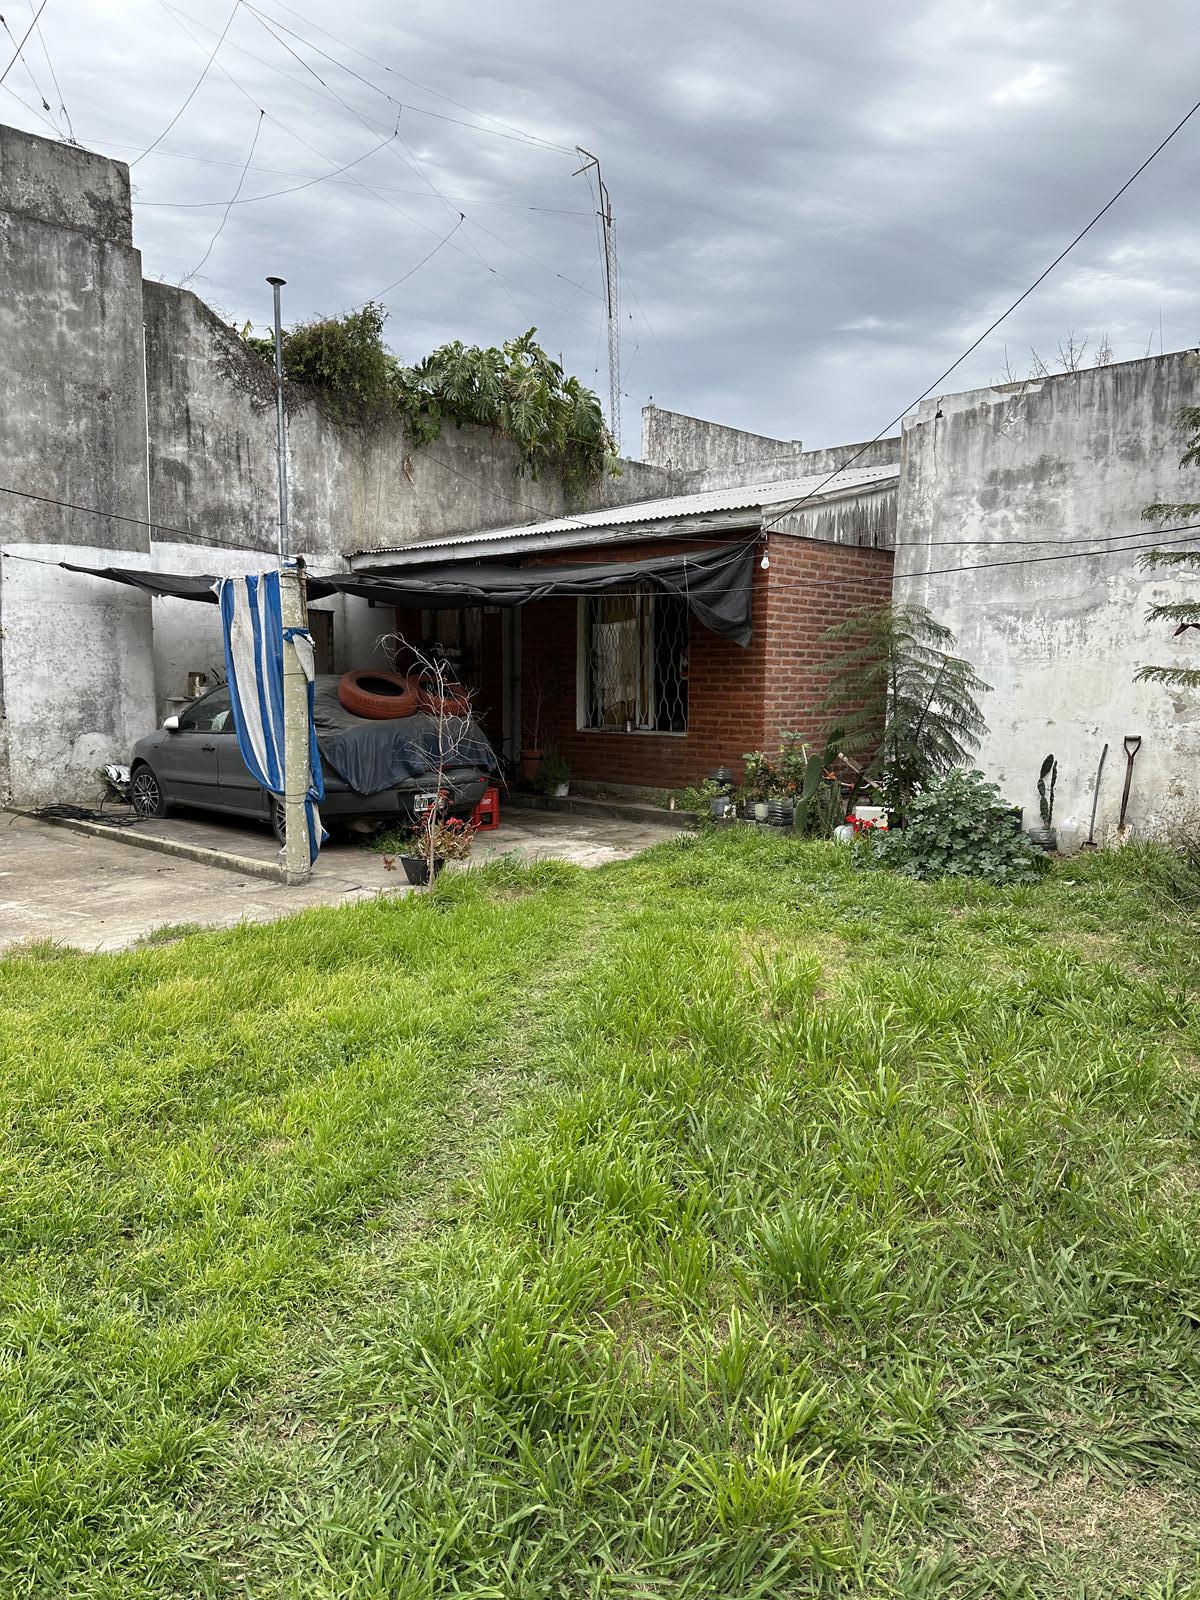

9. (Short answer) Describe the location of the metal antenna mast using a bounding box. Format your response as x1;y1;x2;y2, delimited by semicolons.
574;148;620;451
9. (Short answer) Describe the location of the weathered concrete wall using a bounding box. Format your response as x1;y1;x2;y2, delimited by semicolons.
640;405;900;494
0;123;678;803
0;125;156;801
0;544;156;803
895;353;1200;845
641;404;802;476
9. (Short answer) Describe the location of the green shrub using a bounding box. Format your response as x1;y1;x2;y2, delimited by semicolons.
243;310;613;486
858;767;1045;886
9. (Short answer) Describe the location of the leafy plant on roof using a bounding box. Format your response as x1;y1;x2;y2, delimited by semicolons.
241;306;614;491
816;602;991;827
1137;404;1200;690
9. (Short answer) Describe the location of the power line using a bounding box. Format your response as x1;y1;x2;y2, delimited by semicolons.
898;524;1200;582
246;0;574;154
159;0;596;331
140;127;396;210
127;143;589;212
0;0;47;88
758;87;1200;536
0;10;51;120
620;267;695;417
27;0;73;141
131;0;240;167
180;107;264;285
356;213;464;306
0;481;273;552
242;2;596;317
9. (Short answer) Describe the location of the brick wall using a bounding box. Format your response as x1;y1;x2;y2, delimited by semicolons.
759;534;894;756
385;532;894;791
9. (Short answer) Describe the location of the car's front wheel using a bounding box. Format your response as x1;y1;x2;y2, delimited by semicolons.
269;796;286;846
130;763;167;819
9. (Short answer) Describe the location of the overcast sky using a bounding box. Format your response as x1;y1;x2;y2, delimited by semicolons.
4;0;1198;453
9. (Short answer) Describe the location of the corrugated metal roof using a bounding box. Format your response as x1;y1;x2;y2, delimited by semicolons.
354;463;898;561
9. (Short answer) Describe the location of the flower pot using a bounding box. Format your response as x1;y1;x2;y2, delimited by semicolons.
553;782;570;797
753;801;769;822
767;797;795;827
400;855;443;886
1026;826;1057;853
710;796;729;819
520;748;544;782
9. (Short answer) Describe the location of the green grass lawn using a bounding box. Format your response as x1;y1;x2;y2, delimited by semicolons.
2;833;1198;1598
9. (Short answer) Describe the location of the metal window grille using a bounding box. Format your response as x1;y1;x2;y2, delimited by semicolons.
583;584;688;732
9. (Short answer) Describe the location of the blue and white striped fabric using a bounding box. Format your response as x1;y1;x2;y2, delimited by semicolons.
218;570;325;863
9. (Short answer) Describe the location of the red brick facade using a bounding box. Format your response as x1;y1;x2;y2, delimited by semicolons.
390;532;893;791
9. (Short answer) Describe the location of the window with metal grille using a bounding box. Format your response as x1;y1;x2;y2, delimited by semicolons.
581;585;688;732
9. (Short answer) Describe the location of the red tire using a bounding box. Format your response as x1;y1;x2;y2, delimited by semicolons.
416;680;471;718
337;669;420;719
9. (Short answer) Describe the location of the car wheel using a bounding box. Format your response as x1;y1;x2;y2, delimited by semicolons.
130;764;167;819
269;796;286;845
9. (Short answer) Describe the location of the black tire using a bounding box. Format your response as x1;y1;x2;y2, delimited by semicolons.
130;763;167;819
269;796;286;846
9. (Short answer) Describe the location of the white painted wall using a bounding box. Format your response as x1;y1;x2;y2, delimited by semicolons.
0;544;155;803
895;353;1200;846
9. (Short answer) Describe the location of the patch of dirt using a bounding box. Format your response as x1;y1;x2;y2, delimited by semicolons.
961;1459;1198;1577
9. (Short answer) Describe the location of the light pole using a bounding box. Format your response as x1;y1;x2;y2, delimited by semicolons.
267;274;289;563
266;275;311;881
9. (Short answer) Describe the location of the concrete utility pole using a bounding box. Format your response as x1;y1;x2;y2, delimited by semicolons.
267;275;312;883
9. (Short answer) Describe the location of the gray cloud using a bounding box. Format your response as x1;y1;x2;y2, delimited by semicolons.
4;0;1198;451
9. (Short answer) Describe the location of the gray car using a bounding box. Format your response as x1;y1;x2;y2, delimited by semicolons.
129;681;493;842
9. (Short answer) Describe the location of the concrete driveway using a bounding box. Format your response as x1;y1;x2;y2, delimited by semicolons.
0;806;675;953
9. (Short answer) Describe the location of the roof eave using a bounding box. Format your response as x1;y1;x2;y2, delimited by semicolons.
349;507;765;570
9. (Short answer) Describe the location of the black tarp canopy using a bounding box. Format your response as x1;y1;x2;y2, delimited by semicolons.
62;540;756;646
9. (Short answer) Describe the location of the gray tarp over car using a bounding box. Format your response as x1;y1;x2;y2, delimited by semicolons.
61;539;756;647
310;677;497;797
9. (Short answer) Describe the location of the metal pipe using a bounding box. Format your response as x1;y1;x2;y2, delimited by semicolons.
266;275;289;563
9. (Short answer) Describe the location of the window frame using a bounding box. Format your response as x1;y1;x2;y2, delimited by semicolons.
575;586;689;737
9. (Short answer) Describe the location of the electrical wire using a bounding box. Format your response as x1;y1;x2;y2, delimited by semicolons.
0;0;46;87
27;0;73;141
128;143;588;212
1;77;60;136
180;107;264;285
131;0;239;167
159;0;594;330
356;213;464;306
139;127;396;210
0;10;51;119
620;267;695;417
244;0;574;154
242;2;595;319
758;88;1200;536
0;482;274;553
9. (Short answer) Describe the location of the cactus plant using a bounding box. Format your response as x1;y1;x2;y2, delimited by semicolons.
1037;754;1057;829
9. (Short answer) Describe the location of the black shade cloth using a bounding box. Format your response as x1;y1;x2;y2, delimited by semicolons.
311;677;497;796
62;540;755;646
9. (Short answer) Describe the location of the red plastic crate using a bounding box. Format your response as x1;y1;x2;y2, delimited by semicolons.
472;786;500;831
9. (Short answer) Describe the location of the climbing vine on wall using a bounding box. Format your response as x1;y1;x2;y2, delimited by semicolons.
241;305;615;489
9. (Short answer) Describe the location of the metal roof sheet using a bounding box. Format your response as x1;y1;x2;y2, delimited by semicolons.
355;463;898;560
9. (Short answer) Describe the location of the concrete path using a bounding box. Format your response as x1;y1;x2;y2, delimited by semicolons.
0;807;675;953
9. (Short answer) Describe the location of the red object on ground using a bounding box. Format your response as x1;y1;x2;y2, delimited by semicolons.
337;670;419;719
472;786;500;831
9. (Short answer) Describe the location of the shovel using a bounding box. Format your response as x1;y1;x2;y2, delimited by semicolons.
1080;743;1107;850
1118;735;1142;832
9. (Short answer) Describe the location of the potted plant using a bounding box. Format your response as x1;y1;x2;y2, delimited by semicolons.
741;751;775;821
400;813;477;886
1027;753;1058;852
538;745;571;798
520;665;559;782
